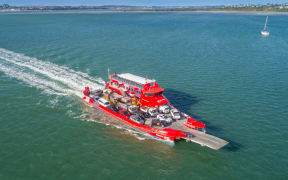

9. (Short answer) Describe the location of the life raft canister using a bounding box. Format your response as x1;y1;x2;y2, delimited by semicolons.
83;87;90;96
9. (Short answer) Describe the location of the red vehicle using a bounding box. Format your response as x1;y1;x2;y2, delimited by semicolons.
119;110;131;119
82;73;228;150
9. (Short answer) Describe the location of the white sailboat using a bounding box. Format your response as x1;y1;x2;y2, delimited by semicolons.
261;16;270;36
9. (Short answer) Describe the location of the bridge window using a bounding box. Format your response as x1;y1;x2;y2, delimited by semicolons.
144;91;163;97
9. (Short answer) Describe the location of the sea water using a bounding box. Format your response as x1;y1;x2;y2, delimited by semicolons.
0;12;287;179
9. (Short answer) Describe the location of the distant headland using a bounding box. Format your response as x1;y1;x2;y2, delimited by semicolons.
1;3;288;14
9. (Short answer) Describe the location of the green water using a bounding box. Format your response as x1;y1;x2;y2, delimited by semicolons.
0;12;287;179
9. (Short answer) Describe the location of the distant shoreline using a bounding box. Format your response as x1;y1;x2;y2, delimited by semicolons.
1;9;288;15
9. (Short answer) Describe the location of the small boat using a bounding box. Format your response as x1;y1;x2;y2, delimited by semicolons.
82;73;229;150
261;16;270;36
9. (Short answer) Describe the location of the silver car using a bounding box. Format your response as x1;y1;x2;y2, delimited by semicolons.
170;109;181;120
130;115;145;125
157;114;173;125
128;105;138;114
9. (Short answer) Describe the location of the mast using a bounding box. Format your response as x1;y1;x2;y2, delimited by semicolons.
263;16;268;31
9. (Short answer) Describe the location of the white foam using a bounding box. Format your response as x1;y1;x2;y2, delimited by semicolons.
0;48;150;141
0;48;105;98
0;63;69;95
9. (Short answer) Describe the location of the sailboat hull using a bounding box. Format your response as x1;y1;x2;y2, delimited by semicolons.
261;16;270;36
261;31;270;36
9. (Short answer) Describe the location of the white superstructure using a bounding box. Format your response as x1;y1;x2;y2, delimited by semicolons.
118;73;155;85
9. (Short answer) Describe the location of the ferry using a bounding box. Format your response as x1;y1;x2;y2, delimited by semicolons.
82;73;228;150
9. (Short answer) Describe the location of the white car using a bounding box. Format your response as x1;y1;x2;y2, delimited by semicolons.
140;107;158;117
148;108;158;117
157;114;173;124
157;114;166;121
98;98;110;107
170;109;181;120
128;105;138;114
159;104;170;114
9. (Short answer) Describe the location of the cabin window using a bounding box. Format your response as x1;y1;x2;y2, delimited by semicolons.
144;92;163;97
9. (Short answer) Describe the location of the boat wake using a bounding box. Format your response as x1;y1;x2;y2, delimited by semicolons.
0;48;105;97
0;48;150;142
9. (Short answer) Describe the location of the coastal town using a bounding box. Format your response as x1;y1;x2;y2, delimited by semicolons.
1;3;288;12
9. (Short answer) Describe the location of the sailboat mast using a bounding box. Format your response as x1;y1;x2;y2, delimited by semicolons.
264;16;268;31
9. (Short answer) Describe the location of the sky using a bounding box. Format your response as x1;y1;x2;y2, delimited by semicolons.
2;0;288;6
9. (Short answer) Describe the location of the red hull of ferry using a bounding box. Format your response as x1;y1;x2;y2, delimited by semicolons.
82;96;187;143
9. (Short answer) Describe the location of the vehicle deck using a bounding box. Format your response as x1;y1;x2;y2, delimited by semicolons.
92;90;228;150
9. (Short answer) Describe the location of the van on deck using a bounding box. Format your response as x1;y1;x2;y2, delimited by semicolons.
98;98;110;107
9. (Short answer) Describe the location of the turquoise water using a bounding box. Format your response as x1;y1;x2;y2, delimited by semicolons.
0;12;287;179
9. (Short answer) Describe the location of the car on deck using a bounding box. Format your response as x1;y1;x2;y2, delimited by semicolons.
130;115;145;125
159;104;170;114
128;105;138;114
170;109;181;120
119;110;131;119
157;114;173;126
98;98;110;107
